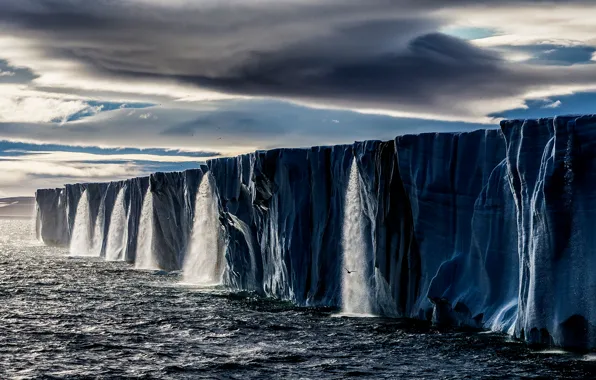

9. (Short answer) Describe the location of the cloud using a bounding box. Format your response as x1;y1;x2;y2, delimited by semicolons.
3;0;596;197
0;83;154;123
0;141;220;196
139;112;157;120
0;159;136;179
2;150;217;164
1;0;596;121
457;4;596;48
0;95;91;123
0;59;37;84
0;156;140;197
0;99;489;156
542;99;562;108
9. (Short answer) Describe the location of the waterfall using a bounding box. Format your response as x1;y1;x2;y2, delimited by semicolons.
183;174;224;285
341;158;372;315
35;202;41;242
135;187;158;269
69;189;93;256
106;188;128;261
91;196;106;256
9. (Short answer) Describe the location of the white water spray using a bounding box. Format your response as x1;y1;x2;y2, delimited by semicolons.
91;197;106;256
106;189;128;261
341;158;372;315
35;202;42;242
183;174;224;284
70;190;93;256
135;187;158;269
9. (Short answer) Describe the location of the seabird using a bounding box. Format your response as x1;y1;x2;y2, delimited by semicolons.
345;268;356;274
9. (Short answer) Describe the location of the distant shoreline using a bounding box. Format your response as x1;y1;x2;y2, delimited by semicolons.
0;197;35;219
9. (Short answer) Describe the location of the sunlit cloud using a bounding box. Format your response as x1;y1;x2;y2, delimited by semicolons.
0;95;91;123
3;150;216;164
542;100;562;109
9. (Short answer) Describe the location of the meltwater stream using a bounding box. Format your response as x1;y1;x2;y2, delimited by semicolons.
91;195;106;257
341;158;372;316
2;218;596;379
105;188;128;261
135;188;157;270
69;190;93;257
183;174;224;285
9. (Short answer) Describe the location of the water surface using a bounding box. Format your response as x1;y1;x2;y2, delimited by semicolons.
1;219;595;379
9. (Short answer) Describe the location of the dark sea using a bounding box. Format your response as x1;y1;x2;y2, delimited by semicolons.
1;219;595;379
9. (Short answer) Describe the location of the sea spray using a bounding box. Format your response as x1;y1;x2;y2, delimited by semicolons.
105;188;128;261
183;174;224;284
69;189;93;256
341;158;372;315
135;187;158;269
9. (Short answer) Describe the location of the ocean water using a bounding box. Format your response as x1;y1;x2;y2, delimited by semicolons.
1;219;595;379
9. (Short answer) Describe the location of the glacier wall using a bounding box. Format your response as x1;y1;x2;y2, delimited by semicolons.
35;115;596;349
35;188;69;246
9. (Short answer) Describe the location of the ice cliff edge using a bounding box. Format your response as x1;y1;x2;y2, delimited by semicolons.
35;115;596;349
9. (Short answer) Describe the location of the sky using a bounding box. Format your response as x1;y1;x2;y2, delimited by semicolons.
1;0;596;196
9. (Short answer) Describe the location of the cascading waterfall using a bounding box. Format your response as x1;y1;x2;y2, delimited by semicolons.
105;188;128;261
91;196;106;257
35;203;41;242
341;158;373;315
135;187;158;269
183;174;224;284
69;189;93;256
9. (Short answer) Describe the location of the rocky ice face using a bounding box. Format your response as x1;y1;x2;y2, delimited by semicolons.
35;188;68;246
35;115;596;349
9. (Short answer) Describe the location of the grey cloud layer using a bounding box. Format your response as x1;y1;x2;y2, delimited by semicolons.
1;0;596;118
0;60;38;84
0;100;488;152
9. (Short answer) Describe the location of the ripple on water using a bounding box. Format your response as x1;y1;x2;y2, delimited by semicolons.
1;219;596;379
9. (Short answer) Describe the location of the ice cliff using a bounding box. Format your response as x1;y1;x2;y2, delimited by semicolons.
35;115;596;349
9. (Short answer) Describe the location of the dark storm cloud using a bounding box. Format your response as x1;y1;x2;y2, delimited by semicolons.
0;60;38;84
181;33;520;112
1;0;596;118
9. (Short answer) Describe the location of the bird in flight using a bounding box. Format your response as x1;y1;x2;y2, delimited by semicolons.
345;268;356;274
